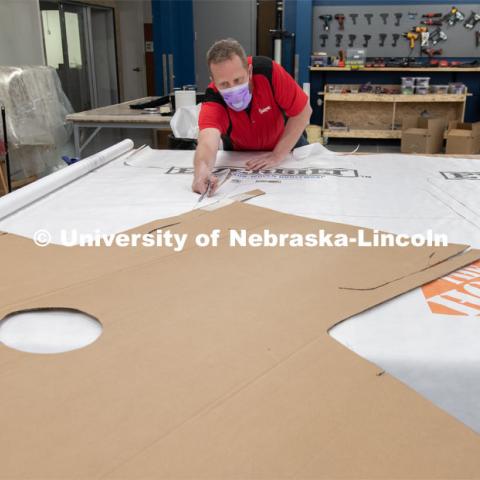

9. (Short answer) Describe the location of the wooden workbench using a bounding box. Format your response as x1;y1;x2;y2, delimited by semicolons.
309;66;480;129
321;84;468;140
310;66;480;72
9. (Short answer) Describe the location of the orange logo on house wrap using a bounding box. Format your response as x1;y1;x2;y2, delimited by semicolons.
422;260;480;316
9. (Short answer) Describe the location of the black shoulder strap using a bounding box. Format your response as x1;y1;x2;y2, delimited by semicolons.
252;56;274;92
253;55;286;124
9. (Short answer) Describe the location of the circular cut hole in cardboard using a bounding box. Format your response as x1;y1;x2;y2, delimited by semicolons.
0;308;102;354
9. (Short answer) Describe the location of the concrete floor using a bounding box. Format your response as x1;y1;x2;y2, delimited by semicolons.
325;138;402;153
80;129;405;157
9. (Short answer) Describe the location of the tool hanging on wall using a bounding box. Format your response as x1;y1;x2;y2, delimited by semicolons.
335;14;345;30
476;31;480;47
430;27;448;45
410;26;429;47
364;13;373;25
380;13;389;25
421;30;430;47
319;15;332;31
402;31;418;49
464;12;480;29
349;13;358;25
421;19;443;26
348;34;356;47
422;13;442;18
394;13;403;26
363;34;371;47
408;12;418;20
443;6;465;26
379;34;387;47
422;47;443;56
392;33;400;47
319;34;328;48
335;34;343;47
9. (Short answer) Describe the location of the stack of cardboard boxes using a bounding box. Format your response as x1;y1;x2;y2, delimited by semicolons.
445;121;480;155
401;116;480;155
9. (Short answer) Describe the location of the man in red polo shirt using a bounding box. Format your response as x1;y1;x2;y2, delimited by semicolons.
192;38;312;195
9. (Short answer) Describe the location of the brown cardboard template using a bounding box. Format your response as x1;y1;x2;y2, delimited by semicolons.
1;202;480;478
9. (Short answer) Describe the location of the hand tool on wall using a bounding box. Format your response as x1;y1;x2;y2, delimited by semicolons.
422;47;443;56
348;34;356;47
364;13;373;25
349;13;358;25
335;34;343;47
363;34;371;47
335;14;345;30
422;13;442;18
320;34;328;47
430;27;447;45
421;19;443;26
443;6;465;26
319;15;333;31
464;12;480;29
402;31;418;49
380;13;389;25
408;12;418;20
394;13;403;26
392;33;400;47
379;33;387;47
476;31;480;47
411;26;429;47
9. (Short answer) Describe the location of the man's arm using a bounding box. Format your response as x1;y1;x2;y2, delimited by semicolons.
273;101;312;158
192;128;221;195
245;101;312;170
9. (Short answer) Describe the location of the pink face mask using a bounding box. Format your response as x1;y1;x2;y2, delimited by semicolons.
219;81;252;112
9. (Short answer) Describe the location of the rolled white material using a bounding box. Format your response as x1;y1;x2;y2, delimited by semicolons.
0;139;134;221
274;38;282;64
303;82;310;97
174;90;196;109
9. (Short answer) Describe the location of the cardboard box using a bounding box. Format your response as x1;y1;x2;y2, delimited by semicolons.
401;116;446;154
1;201;480;478
446;121;480;155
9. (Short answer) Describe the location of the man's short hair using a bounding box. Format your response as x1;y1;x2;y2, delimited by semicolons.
206;38;248;70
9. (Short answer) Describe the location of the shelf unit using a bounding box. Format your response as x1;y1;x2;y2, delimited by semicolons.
310;66;480;72
322;85;468;140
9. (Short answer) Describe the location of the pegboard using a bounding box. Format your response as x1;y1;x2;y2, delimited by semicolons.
312;4;480;57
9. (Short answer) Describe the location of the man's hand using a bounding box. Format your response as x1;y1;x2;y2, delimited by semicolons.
193;128;221;195
192;172;219;196
245;152;284;171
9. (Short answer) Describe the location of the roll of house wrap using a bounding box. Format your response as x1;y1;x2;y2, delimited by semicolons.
174;90;196;109
0;139;134;220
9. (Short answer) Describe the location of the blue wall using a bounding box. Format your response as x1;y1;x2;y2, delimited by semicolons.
152;0;195;95
284;0;312;85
